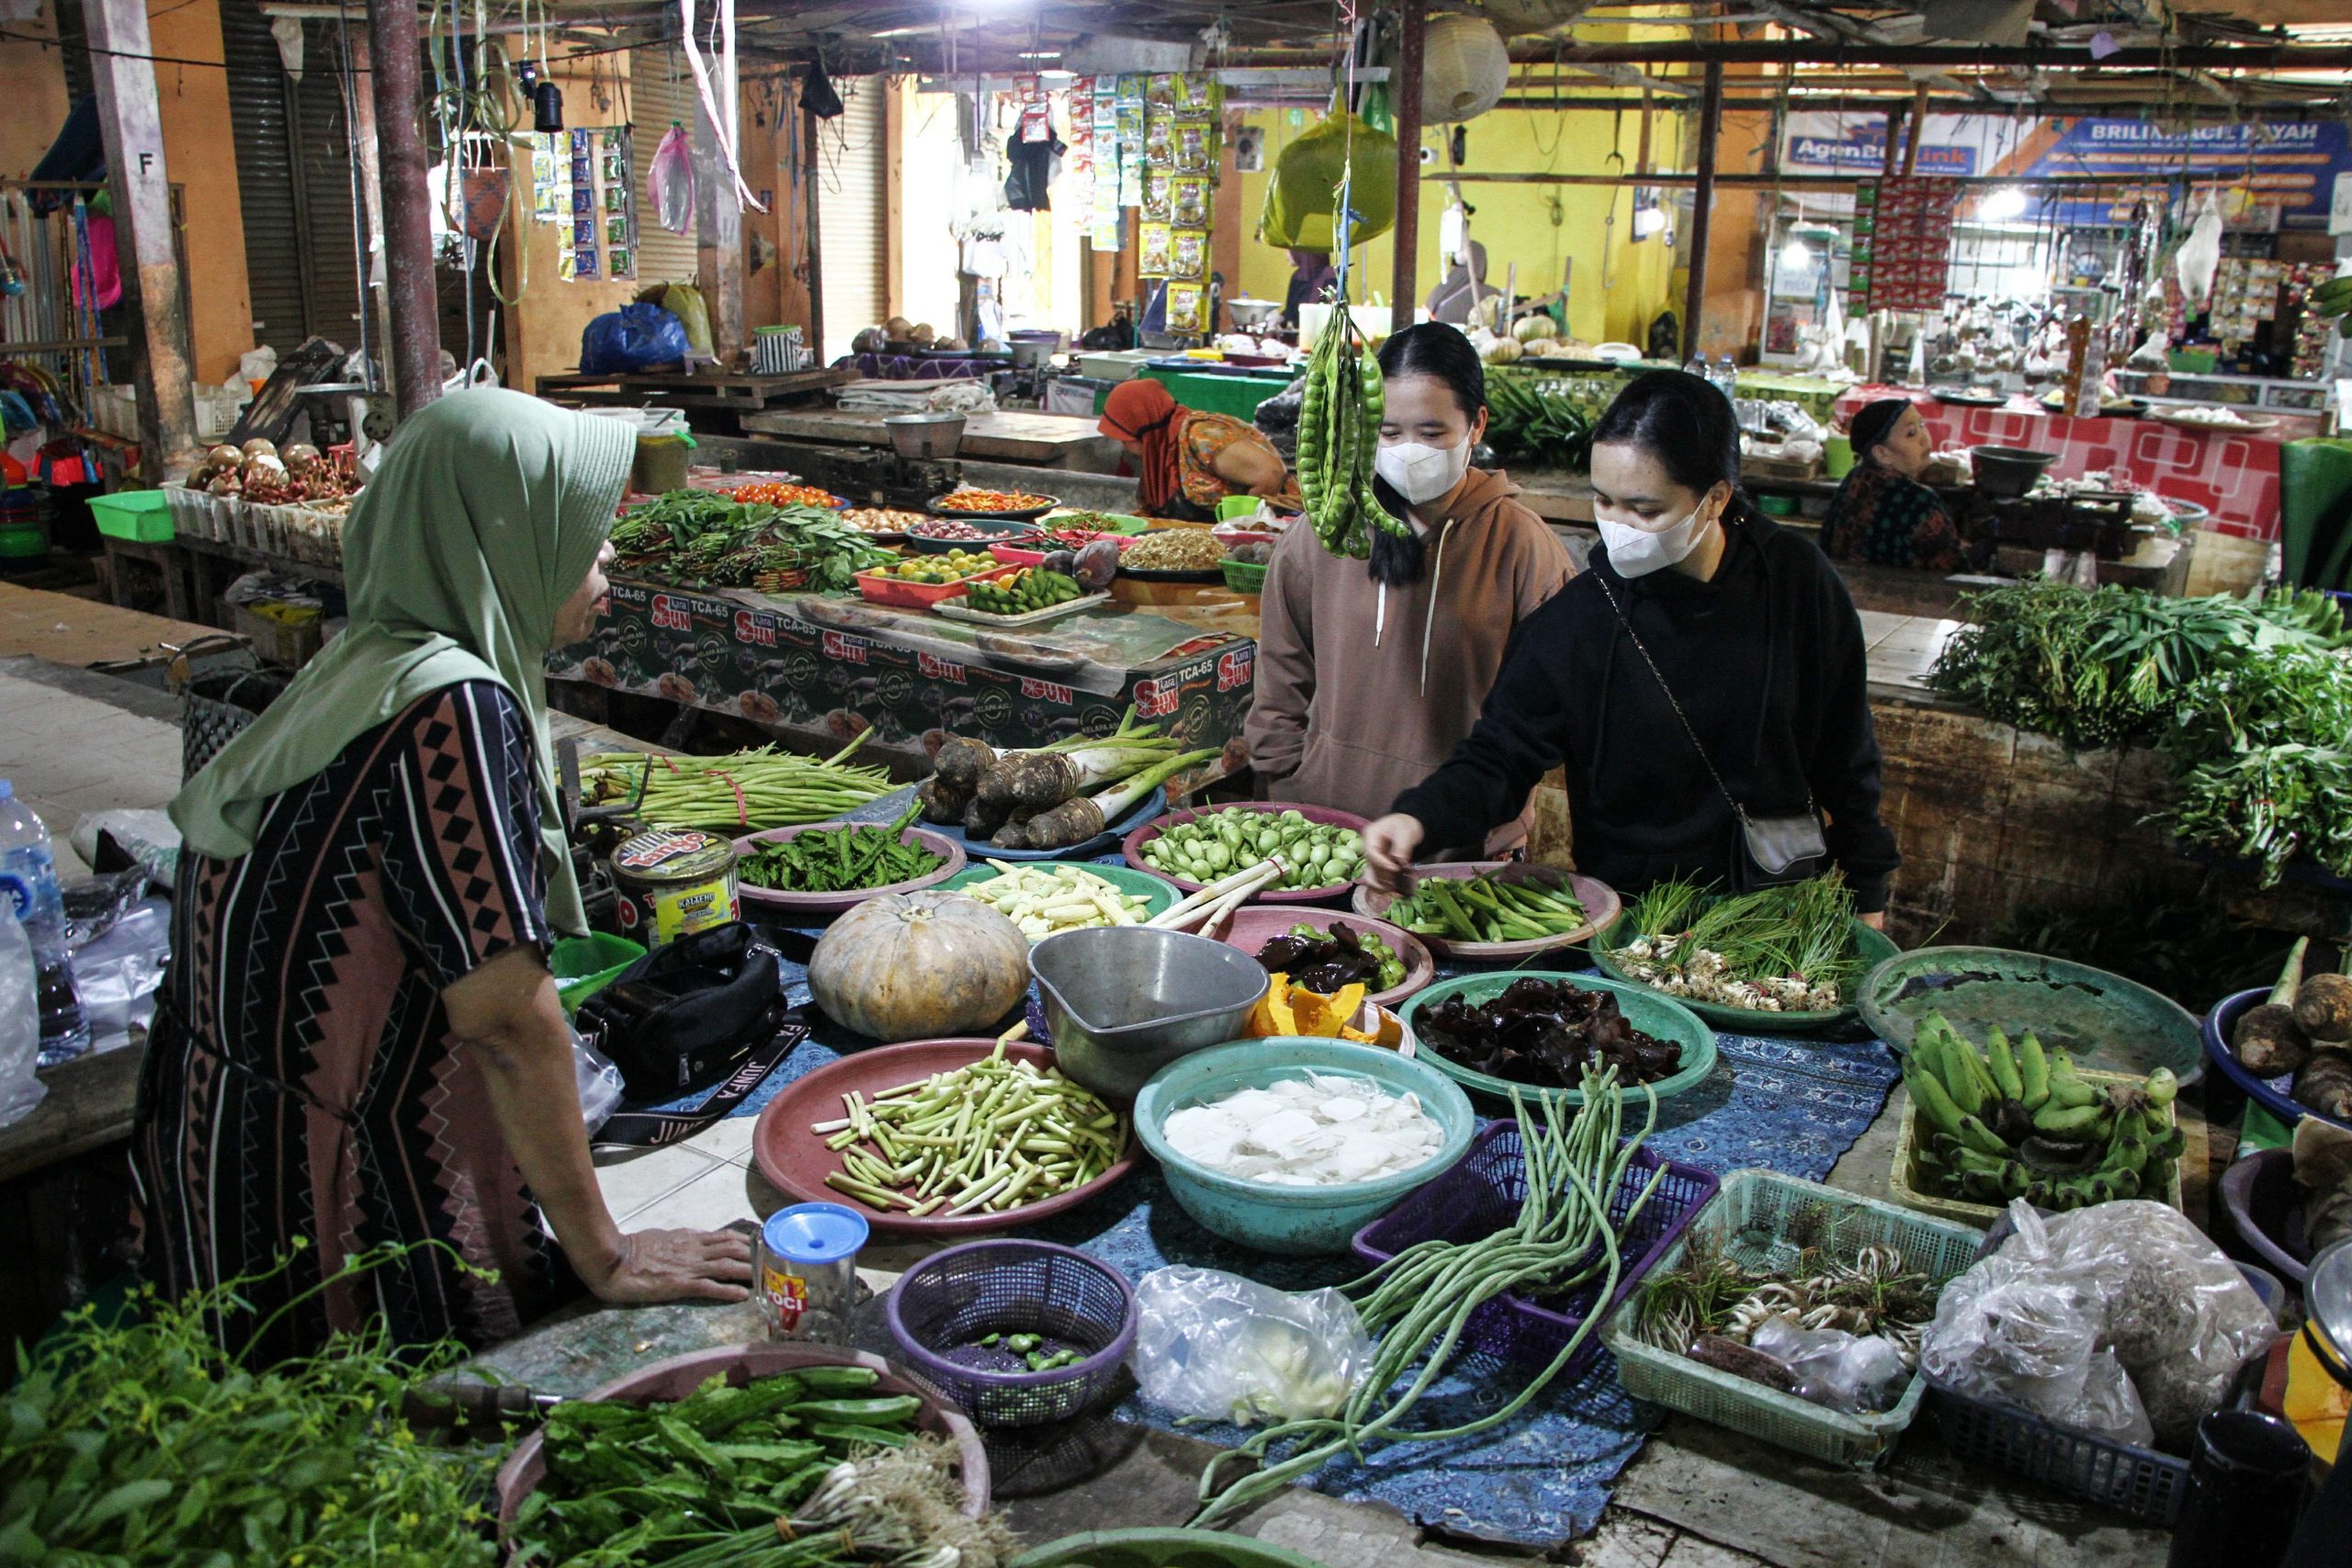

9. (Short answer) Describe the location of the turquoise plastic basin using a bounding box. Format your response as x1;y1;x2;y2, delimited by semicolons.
1134;1040;1476;1256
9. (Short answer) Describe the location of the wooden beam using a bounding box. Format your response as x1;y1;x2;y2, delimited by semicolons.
1682;61;1722;363
1880;97;1905;179
367;0;442;417
1389;0;1425;323
802;104;826;362
694;76;750;365
1899;83;1929;176
83;0;199;472
882;79;903;323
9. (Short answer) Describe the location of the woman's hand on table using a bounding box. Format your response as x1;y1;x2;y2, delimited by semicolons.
579;1227;754;1305
1362;814;1426;894
1859;910;1888;932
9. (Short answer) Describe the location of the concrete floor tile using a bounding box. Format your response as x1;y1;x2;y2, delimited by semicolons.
623;1162;777;1231
686;1115;758;1168
594;1142;725;1222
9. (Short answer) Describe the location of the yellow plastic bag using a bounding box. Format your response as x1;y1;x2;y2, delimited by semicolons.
1259;115;1397;252
652;282;714;358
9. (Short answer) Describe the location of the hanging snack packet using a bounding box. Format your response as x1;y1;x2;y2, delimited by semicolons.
1171;175;1212;227
1165;283;1207;335
1173;120;1215;175
1170;228;1208;281
1145;112;1174;164
1143;167;1174;221
1148;73;1178;107
1139;222;1175;278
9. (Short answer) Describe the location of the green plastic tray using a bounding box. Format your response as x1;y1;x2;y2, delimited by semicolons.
89;489;174;543
1600;1168;1985;1468
1591;912;1901;1032
1012;1529;1333;1568
1402;969;1716;1108
1856;945;2203;1084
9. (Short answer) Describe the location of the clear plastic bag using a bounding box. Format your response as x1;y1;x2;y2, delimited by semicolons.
1749;1315;1912;1415
1922;1199;2278;1451
650;124;695;235
0;909;47;1128
67;895;168;1054
572;1025;625;1136
1128;1265;1373;1427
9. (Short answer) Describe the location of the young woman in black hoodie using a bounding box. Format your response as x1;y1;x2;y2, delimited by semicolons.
1362;369;1899;924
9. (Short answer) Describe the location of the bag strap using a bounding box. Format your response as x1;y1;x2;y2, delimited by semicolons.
1589;570;1816;827
593;1017;806;1148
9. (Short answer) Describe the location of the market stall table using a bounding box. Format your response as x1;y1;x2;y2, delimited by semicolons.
1836;384;2315;543
741;406;1124;470
534;365;855;413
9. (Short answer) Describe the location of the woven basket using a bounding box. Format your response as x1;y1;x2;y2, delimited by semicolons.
180;665;290;782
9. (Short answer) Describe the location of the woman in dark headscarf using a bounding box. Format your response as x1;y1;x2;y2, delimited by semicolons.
1821;398;1965;572
1098;378;1293;520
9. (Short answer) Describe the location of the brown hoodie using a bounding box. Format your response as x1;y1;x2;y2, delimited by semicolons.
1244;468;1572;850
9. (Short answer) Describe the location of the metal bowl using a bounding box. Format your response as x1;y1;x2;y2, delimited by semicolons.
886;412;967;460
1030;927;1269;1100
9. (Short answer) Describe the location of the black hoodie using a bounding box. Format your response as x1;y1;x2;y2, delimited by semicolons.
1391;512;1900;912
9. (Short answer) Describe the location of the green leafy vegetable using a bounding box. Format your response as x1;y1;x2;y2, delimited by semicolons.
610;491;896;592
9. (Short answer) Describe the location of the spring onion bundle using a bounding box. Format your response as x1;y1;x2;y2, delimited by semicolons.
1193;1063;1662;1525
580;733;896;832
1609;875;1863;1013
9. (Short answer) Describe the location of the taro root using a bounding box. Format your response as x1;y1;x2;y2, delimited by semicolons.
2236;937;2312;1076
932;735;997;793
2294;1048;2352;1121
2294;946;2352;1043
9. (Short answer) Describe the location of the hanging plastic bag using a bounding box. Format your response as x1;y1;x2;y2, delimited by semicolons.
650;123;696;235
2177;192;2223;308
0;909;46;1129
660;283;716;360
1127;1266;1373;1427
1259;114;1397;252
580;302;690;375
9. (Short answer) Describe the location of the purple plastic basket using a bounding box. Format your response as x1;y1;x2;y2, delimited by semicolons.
884;1240;1136;1428
1350;1120;1721;1375
2219;1147;2313;1290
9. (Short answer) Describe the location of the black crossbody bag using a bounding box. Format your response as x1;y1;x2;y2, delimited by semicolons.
1592;570;1829;888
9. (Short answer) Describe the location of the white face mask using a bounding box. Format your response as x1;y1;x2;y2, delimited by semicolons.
1598;496;1717;578
1374;438;1471;505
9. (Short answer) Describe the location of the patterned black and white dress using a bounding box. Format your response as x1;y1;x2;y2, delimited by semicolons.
130;681;579;1361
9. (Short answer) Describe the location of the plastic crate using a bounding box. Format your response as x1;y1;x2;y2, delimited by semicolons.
1350;1120;1720;1375
1887;1066;2180;1229
854;562;1016;609
88;490;174;543
1599;1169;1985;1467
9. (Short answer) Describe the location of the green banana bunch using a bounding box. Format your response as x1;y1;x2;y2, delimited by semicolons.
1906;1012;2183;1213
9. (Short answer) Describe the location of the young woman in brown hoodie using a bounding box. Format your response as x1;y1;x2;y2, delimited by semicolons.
1242;322;1573;854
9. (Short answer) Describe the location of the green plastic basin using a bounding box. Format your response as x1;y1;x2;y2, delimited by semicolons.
1858;944;2204;1084
553;932;644;1011
89;489;174;543
1134;1039;1476;1256
1402;970;1716;1107
937;862;1182;936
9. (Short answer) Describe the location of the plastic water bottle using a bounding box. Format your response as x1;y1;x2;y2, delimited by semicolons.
0;782;88;1065
1683;353;1707;379
1715;354;1740;400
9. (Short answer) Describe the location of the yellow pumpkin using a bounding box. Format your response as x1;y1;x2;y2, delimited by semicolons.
1482;337;1524;366
1512;314;1561;344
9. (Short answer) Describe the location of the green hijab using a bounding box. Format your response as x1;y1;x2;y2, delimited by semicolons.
171;389;633;937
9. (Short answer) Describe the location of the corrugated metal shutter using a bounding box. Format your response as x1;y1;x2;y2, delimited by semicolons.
221;9;362;353
629;49;701;287
817;83;888;353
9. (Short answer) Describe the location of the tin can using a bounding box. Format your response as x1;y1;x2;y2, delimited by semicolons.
609;828;740;947
757;1202;867;1343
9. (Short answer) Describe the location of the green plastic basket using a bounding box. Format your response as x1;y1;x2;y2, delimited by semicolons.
1220;558;1268;593
1012;1529;1333;1568
1599;1168;1986;1467
552;932;644;1012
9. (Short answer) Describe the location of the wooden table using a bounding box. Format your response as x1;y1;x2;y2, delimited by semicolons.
535;367;855;413
740;407;1122;471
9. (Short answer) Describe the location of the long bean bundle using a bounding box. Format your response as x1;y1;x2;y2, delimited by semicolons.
1295;308;1404;559
579;733;897;832
1192;1063;1665;1525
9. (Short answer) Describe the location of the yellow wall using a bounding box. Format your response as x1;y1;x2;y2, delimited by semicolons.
0;2;253;383
499;55;648;389
1232;104;1686;348
152;0;253;383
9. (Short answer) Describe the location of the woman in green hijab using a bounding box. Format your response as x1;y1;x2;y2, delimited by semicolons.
132;389;751;1361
